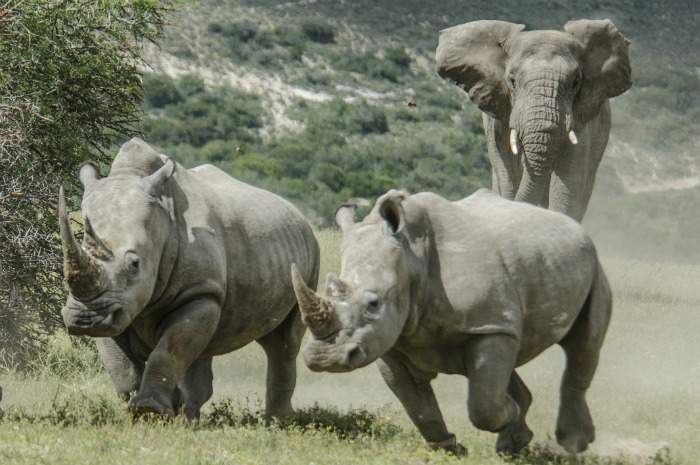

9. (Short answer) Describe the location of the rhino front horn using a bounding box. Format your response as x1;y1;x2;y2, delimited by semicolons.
291;264;335;337
59;187;102;300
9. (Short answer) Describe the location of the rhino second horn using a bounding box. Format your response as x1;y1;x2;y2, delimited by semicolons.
59;187;102;299
291;264;334;336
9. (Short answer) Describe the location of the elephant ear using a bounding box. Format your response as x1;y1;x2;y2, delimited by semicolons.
436;20;525;121
564;19;632;124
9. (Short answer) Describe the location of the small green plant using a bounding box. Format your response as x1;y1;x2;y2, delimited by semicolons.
202;397;268;428
504;443;681;465
282;403;401;441
47;393;126;427
26;334;103;379
202;399;400;441
300;18;335;44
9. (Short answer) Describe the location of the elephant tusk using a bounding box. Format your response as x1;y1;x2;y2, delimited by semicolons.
510;129;519;155
568;129;579;145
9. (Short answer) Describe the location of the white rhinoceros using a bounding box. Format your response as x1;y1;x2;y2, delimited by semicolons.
291;188;611;455
60;138;320;419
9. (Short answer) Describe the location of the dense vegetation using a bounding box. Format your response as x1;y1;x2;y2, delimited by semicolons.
138;0;700;260
0;0;173;362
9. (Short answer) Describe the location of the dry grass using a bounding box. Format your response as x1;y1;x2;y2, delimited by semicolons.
0;230;696;464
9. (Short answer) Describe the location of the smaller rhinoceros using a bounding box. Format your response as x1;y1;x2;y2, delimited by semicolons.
291;188;612;455
59;138;320;419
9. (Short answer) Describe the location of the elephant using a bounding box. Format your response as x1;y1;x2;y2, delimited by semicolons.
436;19;632;221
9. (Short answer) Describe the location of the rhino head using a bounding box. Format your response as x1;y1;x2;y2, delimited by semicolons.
292;190;415;373
60;142;175;337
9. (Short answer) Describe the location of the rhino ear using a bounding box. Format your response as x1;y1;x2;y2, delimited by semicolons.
378;191;406;236
334;203;357;232
78;162;101;190
144;157;175;191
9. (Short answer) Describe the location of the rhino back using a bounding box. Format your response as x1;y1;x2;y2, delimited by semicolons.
163;164;319;355
408;190;597;365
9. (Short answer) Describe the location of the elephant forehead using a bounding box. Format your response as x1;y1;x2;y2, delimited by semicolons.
509;30;582;59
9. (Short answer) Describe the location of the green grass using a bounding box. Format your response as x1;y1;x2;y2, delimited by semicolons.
0;231;695;464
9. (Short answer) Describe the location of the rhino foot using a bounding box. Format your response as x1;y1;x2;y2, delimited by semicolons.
128;396;175;419
556;428;594;455
556;389;595;454
495;422;534;455
424;434;467;456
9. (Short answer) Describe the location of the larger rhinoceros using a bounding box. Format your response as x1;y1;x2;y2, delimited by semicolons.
60;138;320;419
291;188;611;455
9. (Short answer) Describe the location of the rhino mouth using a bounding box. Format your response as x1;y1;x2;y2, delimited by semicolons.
61;294;129;337
301;334;369;373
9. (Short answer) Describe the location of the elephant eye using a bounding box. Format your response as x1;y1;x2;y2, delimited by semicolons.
572;73;582;90
507;75;516;89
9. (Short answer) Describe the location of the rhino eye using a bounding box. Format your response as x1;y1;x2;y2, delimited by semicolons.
363;291;380;311
125;252;140;276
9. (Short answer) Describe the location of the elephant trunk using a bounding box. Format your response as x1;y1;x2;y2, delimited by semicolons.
512;91;571;206
59;188;103;300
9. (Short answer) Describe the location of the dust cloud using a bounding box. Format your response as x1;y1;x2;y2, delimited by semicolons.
211;148;700;465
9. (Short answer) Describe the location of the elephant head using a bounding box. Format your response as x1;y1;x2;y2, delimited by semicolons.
436;19;632;218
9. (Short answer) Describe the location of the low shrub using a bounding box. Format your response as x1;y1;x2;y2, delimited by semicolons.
300;18;335;44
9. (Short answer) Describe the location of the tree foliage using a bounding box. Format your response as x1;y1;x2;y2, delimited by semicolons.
0;0;173;364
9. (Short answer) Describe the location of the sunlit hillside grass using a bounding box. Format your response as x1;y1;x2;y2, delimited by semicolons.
1;229;697;465
138;0;700;233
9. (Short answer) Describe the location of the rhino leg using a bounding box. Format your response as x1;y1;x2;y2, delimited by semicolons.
175;357;213;420
256;303;305;418
96;330;147;401
128;296;220;418
555;263;612;454
464;334;520;435
495;371;534;454
377;350;465;455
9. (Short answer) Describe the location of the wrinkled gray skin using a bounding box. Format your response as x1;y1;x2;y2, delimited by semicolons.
437;20;632;221
292;189;612;455
60;138;320;420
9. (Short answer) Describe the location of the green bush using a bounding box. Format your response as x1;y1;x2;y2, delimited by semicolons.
143;74;183;108
177;74;206;97
208;20;259;42
300;18;335;44
141;80;263;148
386;46;411;69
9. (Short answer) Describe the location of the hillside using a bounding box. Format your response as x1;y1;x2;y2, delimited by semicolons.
138;0;700;260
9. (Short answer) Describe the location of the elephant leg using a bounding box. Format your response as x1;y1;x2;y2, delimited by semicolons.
495;371;534;454
377;350;465;455
255;303;305;418
96;330;147;402
556;263;612;454
464;334;520;435
549;106;611;221
549;154;587;222
128;297;219;418
175;356;213;420
579;103;611;217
